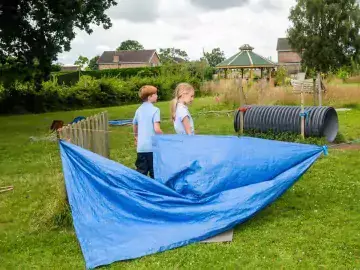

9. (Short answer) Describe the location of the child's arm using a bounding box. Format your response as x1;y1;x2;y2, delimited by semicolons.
153;108;163;134
133;124;138;144
182;116;192;135
154;122;163;134
133;111;138;145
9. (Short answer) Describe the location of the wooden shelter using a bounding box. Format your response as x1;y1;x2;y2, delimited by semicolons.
216;44;276;79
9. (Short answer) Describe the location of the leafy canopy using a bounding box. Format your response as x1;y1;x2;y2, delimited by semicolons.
0;0;117;82
287;0;360;73
116;40;144;51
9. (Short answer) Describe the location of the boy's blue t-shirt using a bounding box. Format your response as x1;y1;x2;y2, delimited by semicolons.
174;103;194;135
133;102;160;153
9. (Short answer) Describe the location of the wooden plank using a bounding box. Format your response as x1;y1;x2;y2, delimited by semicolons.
90;116;96;154
100;113;105;157
104;112;110;158
66;126;71;142
94;114;100;156
201;229;234;243
80;120;86;150
72;122;77;145
71;125;76;144
78;121;84;148
98;113;103;157
100;113;106;157
84;119;90;151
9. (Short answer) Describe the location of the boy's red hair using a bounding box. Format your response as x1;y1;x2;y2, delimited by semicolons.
139;85;158;101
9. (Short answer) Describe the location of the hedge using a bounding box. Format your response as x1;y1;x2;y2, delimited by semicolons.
0;75;203;114
53;64;215;86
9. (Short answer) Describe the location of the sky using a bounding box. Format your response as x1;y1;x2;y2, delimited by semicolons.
58;0;296;66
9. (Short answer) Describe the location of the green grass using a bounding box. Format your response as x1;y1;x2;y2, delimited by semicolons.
1;97;360;269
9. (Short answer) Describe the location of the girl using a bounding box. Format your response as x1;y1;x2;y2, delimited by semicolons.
170;83;195;135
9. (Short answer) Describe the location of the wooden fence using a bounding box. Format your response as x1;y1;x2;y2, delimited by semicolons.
57;111;110;158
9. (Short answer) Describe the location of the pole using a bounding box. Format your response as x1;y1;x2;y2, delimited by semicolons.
300;67;307;139
317;72;322;106
238;79;245;135
313;77;317;105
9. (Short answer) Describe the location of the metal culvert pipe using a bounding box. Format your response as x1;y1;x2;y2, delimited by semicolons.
234;105;339;142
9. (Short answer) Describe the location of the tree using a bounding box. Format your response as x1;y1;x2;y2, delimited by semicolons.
0;0;117;86
51;63;63;72
287;0;360;73
74;56;89;70
87;56;100;70
158;48;189;63
201;48;226;67
117;40;144;51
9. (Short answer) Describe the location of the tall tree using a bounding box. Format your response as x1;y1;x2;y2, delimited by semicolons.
117;40;144;51
74;55;89;70
0;0;117;85
158;48;189;63
287;0;360;73
201;48;225;67
87;56;100;70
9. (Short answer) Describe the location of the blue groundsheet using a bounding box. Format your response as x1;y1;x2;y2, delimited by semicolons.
59;135;325;269
108;119;133;126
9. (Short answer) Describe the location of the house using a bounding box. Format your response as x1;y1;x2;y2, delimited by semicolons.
97;49;160;70
61;65;80;71
276;38;302;74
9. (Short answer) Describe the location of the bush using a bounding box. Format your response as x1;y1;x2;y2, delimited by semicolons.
52;63;214;86
0;73;202;114
274;66;289;86
337;67;350;82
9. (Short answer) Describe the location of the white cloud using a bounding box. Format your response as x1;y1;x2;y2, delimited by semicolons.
106;0;159;22
95;45;112;52
57;0;296;65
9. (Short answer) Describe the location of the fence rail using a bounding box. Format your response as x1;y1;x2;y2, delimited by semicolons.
57;111;109;158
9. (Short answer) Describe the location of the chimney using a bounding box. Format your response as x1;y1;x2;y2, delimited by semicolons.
113;55;119;62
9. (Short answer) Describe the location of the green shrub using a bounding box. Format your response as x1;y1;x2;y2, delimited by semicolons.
0;73;202;114
274;66;288;86
337;67;350;82
52;63;214;86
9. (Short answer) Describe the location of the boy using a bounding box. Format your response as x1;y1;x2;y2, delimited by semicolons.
133;85;163;179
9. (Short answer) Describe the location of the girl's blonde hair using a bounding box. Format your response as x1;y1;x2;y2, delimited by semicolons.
170;82;195;121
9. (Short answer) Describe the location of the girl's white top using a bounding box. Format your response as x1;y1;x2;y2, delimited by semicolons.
174;103;194;135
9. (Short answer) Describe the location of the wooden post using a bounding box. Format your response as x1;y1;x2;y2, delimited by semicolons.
313;77;317;105
238;79;246;135
104;112;109;158
300;68;307;139
260;68;263;78
241;69;244;78
300;89;305;139
317;72;322;106
224;69;227;79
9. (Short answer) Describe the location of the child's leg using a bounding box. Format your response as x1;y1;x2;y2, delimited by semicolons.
135;153;149;176
147;153;154;179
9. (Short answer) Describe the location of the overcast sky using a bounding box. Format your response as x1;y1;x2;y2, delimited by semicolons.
58;0;296;65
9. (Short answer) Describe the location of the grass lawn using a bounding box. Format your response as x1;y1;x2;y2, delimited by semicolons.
1;97;360;269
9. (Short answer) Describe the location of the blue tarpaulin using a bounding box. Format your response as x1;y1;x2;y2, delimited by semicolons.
59;135;325;269
108;119;133;126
